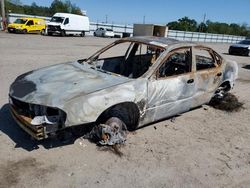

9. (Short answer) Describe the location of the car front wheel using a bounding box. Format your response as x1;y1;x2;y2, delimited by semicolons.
80;31;85;37
61;30;66;37
40;29;45;35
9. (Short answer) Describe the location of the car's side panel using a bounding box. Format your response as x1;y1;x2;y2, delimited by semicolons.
63;79;148;126
140;74;195;125
191;68;223;108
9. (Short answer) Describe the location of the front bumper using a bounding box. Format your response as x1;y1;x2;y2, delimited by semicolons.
10;106;46;140
9;96;66;140
47;25;62;34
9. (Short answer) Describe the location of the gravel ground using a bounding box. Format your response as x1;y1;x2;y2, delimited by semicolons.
0;32;250;188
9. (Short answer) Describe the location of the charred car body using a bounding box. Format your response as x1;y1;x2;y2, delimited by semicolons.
9;37;238;140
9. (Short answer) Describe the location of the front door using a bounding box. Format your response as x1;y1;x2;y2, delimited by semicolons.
141;47;195;125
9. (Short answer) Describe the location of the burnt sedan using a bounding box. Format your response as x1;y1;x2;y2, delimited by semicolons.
9;36;238;140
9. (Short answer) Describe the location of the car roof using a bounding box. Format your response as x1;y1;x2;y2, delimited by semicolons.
20;17;44;20
119;36;195;49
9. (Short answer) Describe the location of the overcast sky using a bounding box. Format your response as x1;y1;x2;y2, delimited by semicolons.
20;0;250;25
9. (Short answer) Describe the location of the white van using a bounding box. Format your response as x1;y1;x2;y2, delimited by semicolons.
46;13;89;36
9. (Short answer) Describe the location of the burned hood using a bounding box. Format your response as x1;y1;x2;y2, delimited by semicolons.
9;61;131;107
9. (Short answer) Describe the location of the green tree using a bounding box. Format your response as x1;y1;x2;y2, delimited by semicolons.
167;17;197;31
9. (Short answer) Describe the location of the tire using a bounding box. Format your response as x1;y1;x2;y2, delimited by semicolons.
48;32;52;36
40;29;45;35
61;30;66;37
102;33;104;37
22;29;27;34
100;106;139;131
80;31;85;37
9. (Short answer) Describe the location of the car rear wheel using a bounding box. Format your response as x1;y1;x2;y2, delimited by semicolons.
22;29;27;34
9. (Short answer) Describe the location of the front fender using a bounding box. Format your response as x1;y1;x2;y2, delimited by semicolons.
62;79;147;126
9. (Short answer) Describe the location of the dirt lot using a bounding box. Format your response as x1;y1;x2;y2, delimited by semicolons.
0;32;250;188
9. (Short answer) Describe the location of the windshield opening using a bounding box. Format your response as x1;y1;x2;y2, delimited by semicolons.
14;19;27;24
84;41;165;78
50;16;64;23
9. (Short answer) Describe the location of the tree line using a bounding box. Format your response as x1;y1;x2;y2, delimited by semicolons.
3;0;83;16
167;17;250;37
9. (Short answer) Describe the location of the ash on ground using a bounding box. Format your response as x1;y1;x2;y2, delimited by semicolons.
209;93;244;112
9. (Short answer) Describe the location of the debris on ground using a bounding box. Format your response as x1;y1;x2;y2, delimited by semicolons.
97;145;124;157
84;117;128;146
202;105;209;110
209;93;244;112
170;117;176;123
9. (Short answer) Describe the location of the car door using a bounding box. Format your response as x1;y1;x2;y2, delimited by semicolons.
26;20;35;32
144;47;195;124
63;18;70;32
191;46;223;108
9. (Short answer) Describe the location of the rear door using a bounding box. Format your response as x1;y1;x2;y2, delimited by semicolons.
191;46;223;108
145;47;195;123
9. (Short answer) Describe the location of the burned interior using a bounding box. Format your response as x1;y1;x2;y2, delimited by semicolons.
83;40;165;78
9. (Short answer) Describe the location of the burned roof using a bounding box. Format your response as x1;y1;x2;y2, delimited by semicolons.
119;36;187;49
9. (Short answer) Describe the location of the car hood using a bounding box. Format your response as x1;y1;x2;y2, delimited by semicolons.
230;44;250;48
9;61;131;107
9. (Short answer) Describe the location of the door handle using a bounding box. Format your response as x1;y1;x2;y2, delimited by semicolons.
187;79;194;84
217;72;222;77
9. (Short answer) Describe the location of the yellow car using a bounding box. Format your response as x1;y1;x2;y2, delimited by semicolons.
7;17;46;34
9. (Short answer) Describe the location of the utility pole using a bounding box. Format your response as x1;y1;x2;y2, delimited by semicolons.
105;14;108;24
202;13;206;25
143;15;145;24
1;0;6;30
200;13;206;32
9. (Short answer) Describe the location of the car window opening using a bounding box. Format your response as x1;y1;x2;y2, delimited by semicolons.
194;47;217;70
86;41;165;78
158;48;192;78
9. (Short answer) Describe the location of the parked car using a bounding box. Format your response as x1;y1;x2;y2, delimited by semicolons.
7;17;46;34
9;36;238;140
228;39;250;56
94;27;115;37
46;13;89;36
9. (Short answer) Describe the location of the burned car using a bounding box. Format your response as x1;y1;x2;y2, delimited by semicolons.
9;36;238;140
